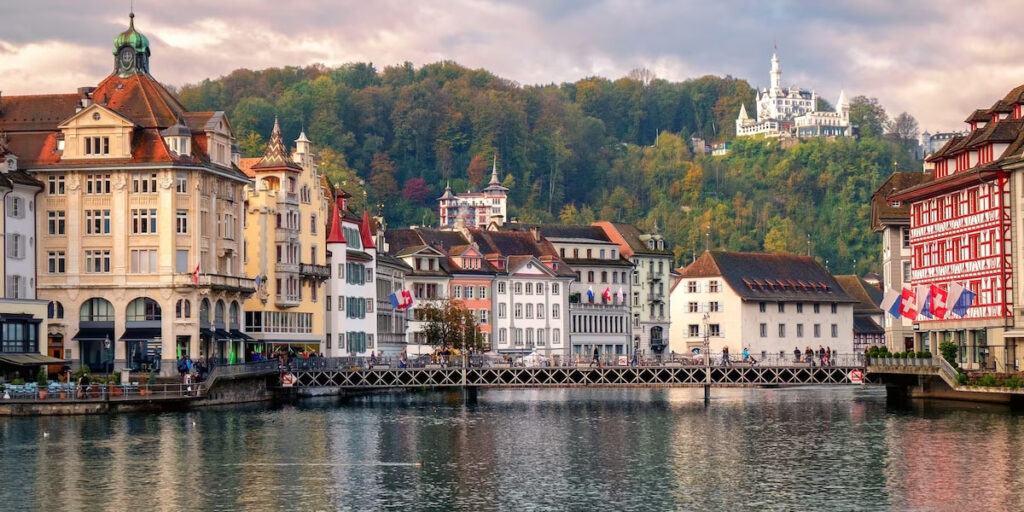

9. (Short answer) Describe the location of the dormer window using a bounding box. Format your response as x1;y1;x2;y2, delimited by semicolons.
84;137;110;155
162;121;192;157
4;154;17;172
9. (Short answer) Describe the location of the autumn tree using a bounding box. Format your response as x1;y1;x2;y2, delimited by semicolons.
887;112;920;152
421;300;486;353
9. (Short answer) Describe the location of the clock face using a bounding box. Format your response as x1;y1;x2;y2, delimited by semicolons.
119;47;135;70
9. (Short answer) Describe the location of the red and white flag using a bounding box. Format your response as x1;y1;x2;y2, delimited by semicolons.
929;284;950;319
193;262;201;284
899;287;918;320
401;289;414;309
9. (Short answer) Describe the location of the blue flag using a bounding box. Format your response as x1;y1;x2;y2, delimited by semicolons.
586;286;595;303
388;293;400;308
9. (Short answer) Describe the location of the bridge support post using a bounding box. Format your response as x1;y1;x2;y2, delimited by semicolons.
463;386;478;405
704;384;710;405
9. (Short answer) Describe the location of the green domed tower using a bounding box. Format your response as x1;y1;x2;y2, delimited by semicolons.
113;12;151;78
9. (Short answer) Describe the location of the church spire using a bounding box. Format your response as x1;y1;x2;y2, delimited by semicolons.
489;154;500;186
252;117;300;170
770;46;782;93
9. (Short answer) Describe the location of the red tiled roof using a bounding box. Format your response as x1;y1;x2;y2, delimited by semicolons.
238;158;259;178
90;72;186;128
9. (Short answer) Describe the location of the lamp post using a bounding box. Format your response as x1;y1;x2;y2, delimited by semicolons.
702;312;711;405
103;335;112;375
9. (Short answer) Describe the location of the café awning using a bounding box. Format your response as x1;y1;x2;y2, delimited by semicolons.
0;354;70;366
72;327;115;341
120;327;163;341
230;329;255;342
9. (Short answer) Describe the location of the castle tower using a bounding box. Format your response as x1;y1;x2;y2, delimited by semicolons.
837;89;849;120
770;50;782;94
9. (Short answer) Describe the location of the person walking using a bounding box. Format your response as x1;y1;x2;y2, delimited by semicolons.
742;347;750;362
805;346;815;367
722;346;731;367
591;346;601;367
817;345;825;366
794;346;801;363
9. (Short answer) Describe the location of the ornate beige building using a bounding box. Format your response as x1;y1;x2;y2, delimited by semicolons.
0;14;254;374
239;122;328;357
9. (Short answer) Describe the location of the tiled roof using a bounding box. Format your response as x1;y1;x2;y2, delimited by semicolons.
251;119;300;171
562;258;635;268
0;94;81;131
377;252;413;271
964;109;991;124
870;172;933;231
504;223;612;242
90;72;186;128
853;315;885;335
238;157;258;178
833;275;883;314
593;221;672;258
678;251;856;303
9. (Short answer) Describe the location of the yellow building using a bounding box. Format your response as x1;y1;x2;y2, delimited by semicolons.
239;122;328;357
0;14;255;374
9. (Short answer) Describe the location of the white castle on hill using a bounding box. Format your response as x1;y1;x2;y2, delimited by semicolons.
736;50;851;138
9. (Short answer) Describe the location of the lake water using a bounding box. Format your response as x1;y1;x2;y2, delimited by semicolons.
1;387;1023;511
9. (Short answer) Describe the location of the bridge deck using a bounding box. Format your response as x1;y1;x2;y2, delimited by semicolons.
288;364;865;389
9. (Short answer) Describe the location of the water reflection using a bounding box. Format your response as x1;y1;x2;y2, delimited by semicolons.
1;388;1022;510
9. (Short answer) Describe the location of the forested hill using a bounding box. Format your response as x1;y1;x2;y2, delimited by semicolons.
177;61;918;275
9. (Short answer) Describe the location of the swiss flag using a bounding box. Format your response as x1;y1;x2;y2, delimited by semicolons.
193;262;201;284
929;284;950;319
899;287;918;320
401;289;414;309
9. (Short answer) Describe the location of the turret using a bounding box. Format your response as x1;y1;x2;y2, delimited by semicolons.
837;89;849;119
770;50;782;94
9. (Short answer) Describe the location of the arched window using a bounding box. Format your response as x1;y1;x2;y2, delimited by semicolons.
199;298;211;327
126;298;162;321
80;298;114;322
48;301;64;319
214;300;225;327
176;299;191;319
229;301;240;328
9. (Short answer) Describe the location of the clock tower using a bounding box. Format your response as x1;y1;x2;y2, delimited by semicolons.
113;12;150;78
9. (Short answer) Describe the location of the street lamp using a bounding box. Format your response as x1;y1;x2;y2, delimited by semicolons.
702;312;711;405
103;335;112;375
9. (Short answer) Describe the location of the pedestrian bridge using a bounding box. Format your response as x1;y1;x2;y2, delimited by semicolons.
283;363;867;390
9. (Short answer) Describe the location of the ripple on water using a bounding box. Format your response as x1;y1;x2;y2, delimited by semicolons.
1;387;1023;511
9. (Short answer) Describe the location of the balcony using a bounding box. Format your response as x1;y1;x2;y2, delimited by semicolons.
275;228;300;243
275;294;301;308
377;333;408;345
646;293;665;303
570;302;630;311
175;273;257;294
277;192;298;206
299;263;330;281
647;274;662;282
275;263;300;275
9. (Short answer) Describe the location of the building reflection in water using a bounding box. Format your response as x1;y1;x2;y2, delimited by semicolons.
2;389;1024;510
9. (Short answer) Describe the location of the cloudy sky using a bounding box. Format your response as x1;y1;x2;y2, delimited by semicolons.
2;0;1023;130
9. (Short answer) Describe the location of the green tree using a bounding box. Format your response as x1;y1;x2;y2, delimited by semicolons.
849;96;888;139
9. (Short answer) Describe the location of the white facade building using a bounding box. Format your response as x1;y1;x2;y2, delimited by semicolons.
671;251;856;357
736;50;850;138
324;192;378;357
438;157;509;228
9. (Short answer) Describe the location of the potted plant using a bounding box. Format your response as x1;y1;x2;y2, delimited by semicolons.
139;371;150;396
109;372;123;397
37;366;49;400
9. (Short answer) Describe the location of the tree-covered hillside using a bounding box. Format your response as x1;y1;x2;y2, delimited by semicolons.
178;61;916;275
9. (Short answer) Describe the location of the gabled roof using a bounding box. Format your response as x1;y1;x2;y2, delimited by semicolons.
506;255;557;277
833;275;884;314
504;223;613;243
677;251;856;303
964;109;990;124
869;172;933;231
90;72;187;128
593;221;672;258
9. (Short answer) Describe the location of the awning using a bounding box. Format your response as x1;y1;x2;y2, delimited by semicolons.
214;329;233;341
120;327;162;341
230;329;255;342
200;328;214;339
72;327;115;341
0;354;70;366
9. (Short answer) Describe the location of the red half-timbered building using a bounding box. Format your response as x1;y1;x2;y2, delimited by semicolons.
891;85;1024;371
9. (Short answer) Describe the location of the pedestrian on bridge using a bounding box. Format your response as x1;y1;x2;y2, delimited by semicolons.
742;347;749;362
591;347;600;368
722;346;731;367
794;347;801;363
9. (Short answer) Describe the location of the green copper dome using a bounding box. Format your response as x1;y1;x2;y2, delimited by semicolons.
113;13;149;55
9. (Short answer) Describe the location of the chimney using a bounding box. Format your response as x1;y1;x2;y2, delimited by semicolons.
530;226;541;242
76;87;95;111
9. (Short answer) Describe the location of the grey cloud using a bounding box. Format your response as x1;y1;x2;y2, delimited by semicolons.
3;0;1023;129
